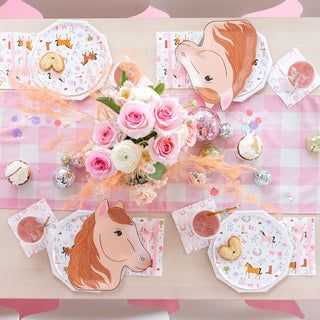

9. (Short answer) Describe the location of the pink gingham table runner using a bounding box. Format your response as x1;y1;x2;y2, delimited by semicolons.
1;91;320;213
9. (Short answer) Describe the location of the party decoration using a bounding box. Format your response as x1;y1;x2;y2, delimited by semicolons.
29;20;112;100
70;153;85;168
199;145;220;159
72;75;199;206
175;20;257;110
5;160;31;186
47;200;151;291
15;58;253;208
306;133;320;156
189;170;207;185
189;107;221;142
241;108;263;135
208;210;294;293
61;154;71;166
219;122;234;139
254;169;272;187
52;167;75;189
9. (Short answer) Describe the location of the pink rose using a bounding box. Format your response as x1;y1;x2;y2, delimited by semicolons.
92;121;116;147
154;98;187;135
85;149;116;180
148;134;181;165
185;118;197;147
117;100;154;139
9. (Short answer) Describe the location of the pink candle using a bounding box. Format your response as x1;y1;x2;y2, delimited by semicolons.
192;210;221;239
17;216;44;244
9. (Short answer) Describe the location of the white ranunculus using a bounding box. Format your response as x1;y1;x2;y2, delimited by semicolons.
176;123;189;146
111;140;142;173
112;81;134;106
131;87;159;103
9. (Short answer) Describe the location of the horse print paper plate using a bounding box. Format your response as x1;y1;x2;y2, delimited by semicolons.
29;20;112;100
47;200;151;292
208;210;293;293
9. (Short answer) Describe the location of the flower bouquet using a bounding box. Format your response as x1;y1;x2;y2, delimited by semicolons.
79;74;198;205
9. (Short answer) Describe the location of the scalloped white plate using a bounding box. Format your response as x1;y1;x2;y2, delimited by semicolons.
208;210;293;293
29;19;112;100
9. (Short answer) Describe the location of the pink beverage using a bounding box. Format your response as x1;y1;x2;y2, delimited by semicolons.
192;210;221;239
288;61;315;88
17;216;44;244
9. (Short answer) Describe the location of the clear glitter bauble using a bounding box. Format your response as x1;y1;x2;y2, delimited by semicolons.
189;107;221;142
253;170;272;187
306;133;320;156
189;171;207;184
61;154;71;166
71;153;85;168
52;167;75;189
199;146;220;159
219;122;234;139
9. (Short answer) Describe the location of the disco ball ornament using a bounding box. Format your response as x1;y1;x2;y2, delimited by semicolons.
61;154;71;166
189;170;207;184
52;167;75;189
219;122;234;139
71;153;85;168
253;170;272;187
306;133;320;156
199;145;220;159
189;107;221;142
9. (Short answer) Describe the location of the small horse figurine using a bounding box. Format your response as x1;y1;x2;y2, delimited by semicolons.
65;200;151;291
245;263;262;279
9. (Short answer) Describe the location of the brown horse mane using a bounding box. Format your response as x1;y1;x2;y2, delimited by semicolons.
211;20;257;96
67;206;133;290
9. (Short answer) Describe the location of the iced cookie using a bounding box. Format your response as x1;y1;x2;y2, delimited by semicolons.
237;134;262;161
39;52;65;73
218;236;242;261
5;160;31;186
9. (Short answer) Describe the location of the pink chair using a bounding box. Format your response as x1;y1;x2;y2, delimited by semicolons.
0;0;43;18
243;0;303;17
0;300;59;319
131;5;170;18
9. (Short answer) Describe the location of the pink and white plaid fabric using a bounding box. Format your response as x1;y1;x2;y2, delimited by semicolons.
1;91;320;214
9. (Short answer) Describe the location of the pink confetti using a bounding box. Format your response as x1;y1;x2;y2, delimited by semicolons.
210;186;219;197
246;109;253;116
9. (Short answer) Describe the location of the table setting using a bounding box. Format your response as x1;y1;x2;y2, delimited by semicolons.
0;17;319;300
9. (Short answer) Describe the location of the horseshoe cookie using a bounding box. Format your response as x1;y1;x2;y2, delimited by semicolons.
218;236;243;261
40;52;65;73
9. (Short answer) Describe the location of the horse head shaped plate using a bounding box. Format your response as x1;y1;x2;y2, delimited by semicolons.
175;19;258;110
47;200;151;292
